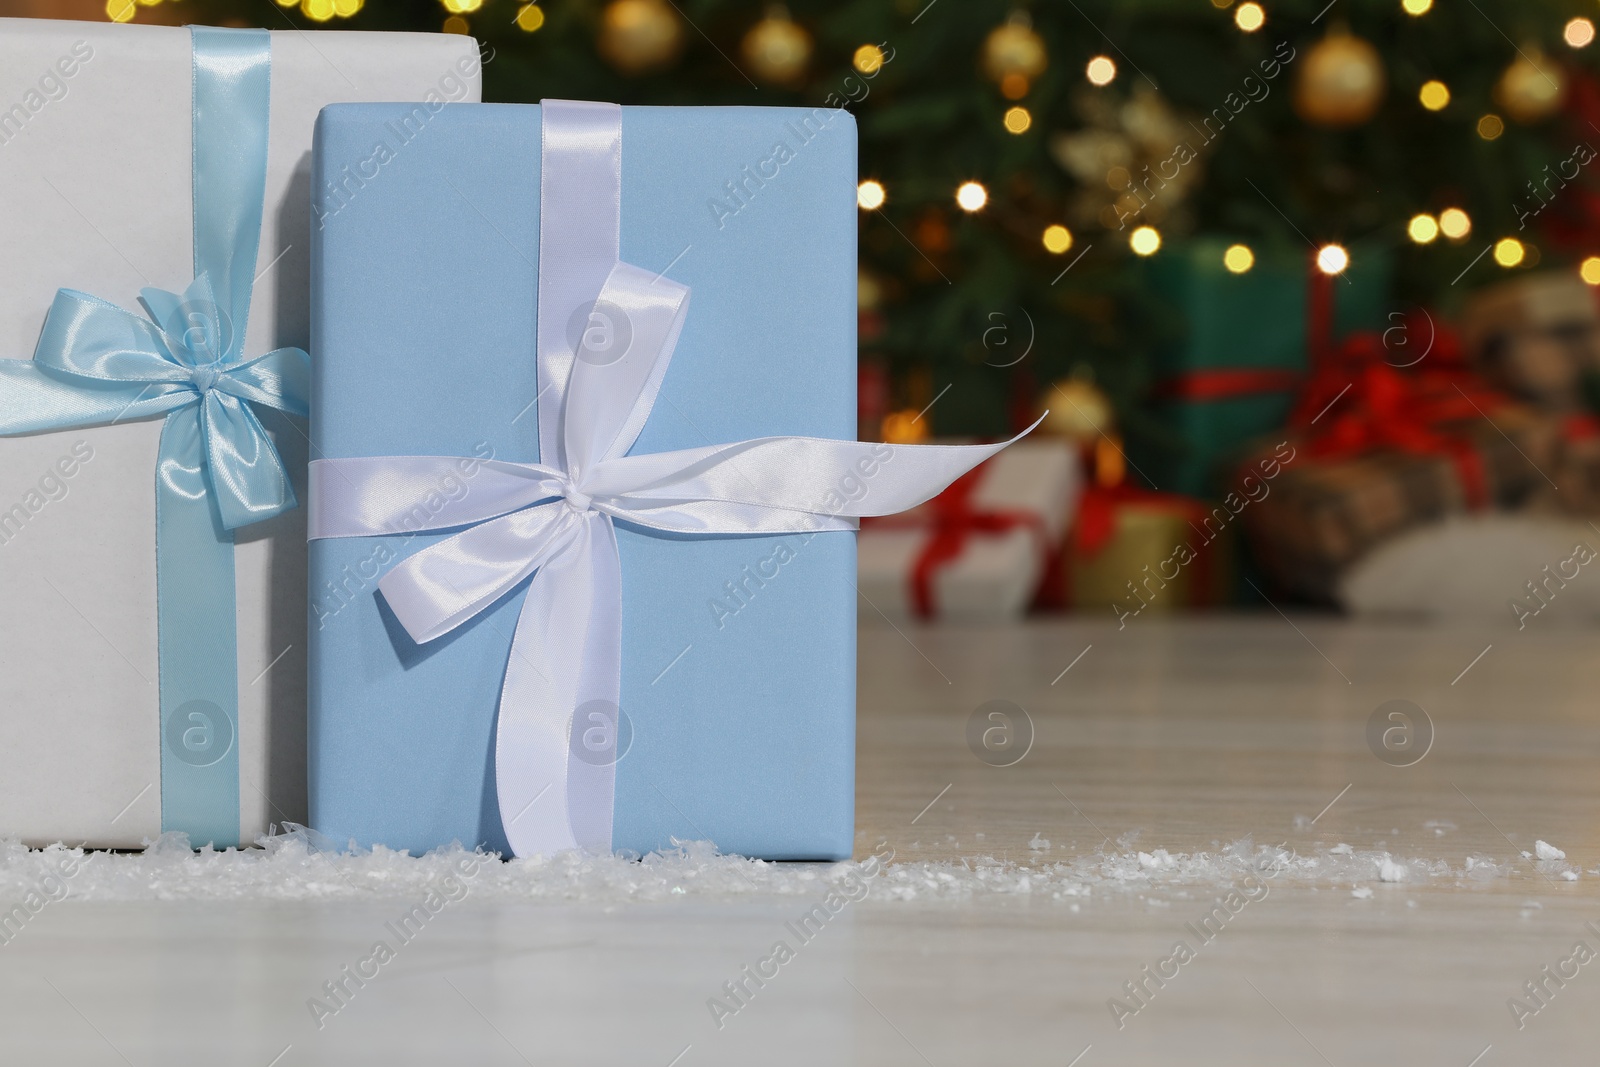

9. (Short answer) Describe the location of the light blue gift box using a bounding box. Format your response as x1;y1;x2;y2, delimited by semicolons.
308;103;858;859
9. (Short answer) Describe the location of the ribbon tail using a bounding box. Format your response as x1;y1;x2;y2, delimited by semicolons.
0;359;189;434
496;514;622;857
589;417;1049;535
156;406;241;847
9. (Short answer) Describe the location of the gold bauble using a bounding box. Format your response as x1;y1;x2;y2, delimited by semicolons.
1037;375;1114;444
1495;48;1566;124
741;7;812;86
1294;29;1386;127
981;12;1047;87
598;0;684;76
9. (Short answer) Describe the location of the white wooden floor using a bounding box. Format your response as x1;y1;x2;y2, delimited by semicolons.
4;614;1598;1065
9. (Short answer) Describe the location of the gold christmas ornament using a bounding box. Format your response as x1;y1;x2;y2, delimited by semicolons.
741;7;812;86
1051;87;1205;233
981;11;1047;90
1294;28;1386;127
1037;374;1115;445
1494;48;1566;124
598;0;685;76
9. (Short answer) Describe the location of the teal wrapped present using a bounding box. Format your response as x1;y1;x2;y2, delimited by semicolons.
1134;238;1393;497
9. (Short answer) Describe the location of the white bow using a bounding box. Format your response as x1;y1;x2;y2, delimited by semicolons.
307;100;1033;857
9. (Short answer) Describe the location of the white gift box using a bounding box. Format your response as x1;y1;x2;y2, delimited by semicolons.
858;440;1080;620
0;19;482;847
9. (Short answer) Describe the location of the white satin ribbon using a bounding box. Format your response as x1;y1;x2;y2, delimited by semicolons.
308;99;1037;857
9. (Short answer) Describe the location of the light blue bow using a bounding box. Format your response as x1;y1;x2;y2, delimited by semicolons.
0;27;302;847
6;275;309;527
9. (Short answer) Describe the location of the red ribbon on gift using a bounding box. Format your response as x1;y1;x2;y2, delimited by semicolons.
863;461;1051;618
1152;367;1302;402
1286;327;1501;508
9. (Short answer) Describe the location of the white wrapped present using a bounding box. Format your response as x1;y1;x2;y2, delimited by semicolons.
0;19;482;847
858;440;1080;619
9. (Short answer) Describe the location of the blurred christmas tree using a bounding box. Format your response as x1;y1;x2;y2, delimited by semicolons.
126;0;1600;447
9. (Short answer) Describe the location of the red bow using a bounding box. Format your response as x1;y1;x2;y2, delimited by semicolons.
1287;327;1499;507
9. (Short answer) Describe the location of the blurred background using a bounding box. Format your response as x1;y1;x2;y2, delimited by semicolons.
15;0;1600;621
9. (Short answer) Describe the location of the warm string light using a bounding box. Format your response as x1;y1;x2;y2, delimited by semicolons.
1407;214;1439;244
515;3;545;32
558;11;1568;291
296;0;364;19
1439;207;1471;239
853;44;886;74
1316;244;1349;275
108;0;1586;341
1493;237;1526;267
113;0;352;10
1234;2;1265;32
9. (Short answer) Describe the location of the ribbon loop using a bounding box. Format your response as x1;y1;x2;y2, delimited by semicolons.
378;504;580;643
564;261;691;475
33;289;189;385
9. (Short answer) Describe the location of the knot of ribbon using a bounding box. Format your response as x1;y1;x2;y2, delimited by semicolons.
308;99;1036;858
0;28;304;846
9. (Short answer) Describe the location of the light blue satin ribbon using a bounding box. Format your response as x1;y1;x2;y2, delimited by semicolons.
0;27;308;847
